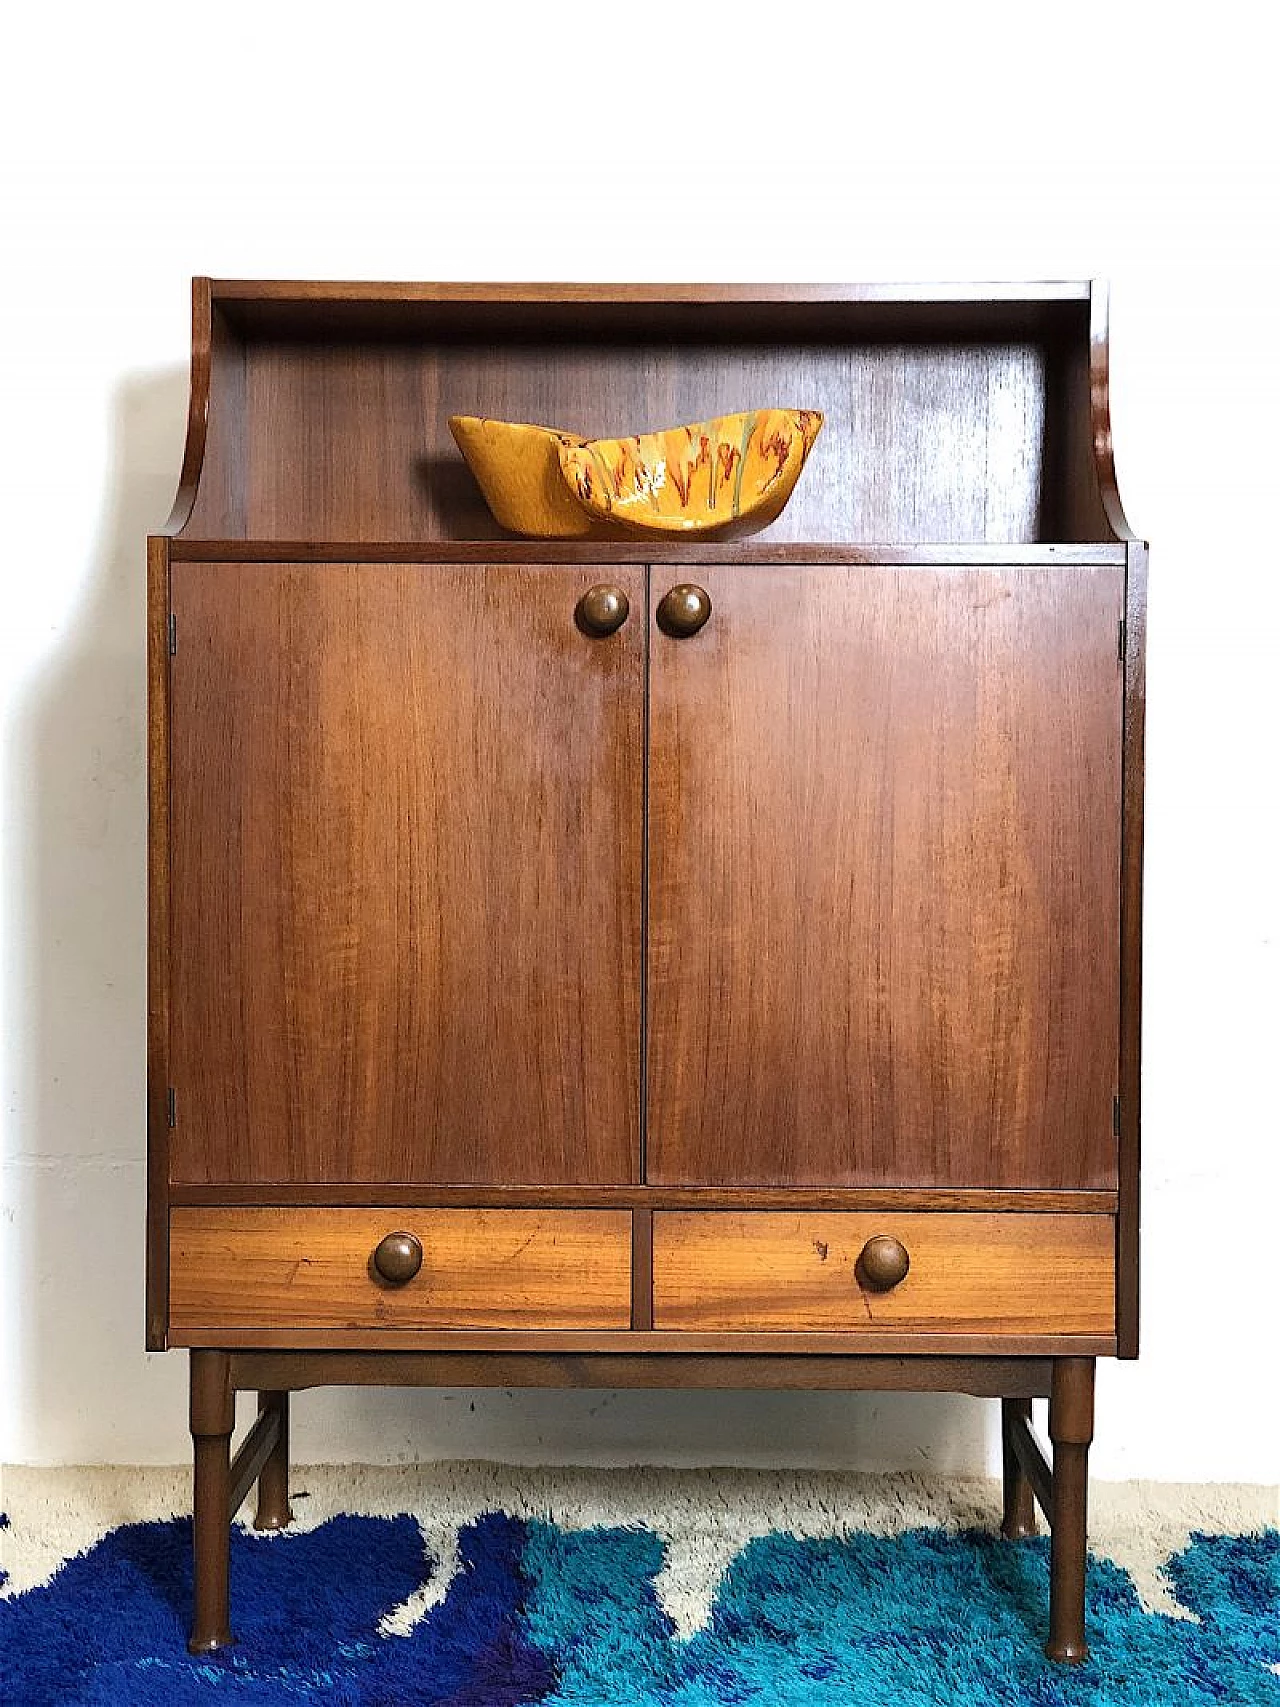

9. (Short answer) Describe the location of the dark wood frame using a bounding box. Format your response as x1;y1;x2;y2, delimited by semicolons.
149;279;1145;1664
188;1349;1097;1662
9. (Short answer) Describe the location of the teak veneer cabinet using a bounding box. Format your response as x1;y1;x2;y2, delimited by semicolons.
148;279;1146;1661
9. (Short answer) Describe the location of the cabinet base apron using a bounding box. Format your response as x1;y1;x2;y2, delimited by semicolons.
186;1349;1096;1665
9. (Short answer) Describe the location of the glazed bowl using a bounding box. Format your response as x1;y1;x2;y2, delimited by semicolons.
448;416;607;539
558;408;823;535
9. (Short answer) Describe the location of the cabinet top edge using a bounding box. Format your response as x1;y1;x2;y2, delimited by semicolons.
198;279;1099;347
207;279;1096;306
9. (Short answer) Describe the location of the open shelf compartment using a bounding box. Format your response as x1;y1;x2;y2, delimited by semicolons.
165;280;1137;550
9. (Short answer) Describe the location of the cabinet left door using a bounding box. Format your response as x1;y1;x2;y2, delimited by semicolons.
168;561;644;1185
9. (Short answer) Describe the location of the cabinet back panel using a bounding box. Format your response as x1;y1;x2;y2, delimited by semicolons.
182;338;1088;543
169;561;643;1185
646;565;1123;1190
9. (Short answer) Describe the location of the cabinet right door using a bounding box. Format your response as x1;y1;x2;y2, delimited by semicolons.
646;564;1124;1190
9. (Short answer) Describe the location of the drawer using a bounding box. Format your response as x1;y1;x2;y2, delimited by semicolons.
652;1212;1114;1335
169;1208;632;1333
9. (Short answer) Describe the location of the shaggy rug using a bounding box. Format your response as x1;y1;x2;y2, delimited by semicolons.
1;1465;1276;1705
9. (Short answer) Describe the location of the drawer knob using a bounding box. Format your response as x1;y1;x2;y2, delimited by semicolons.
857;1234;910;1292
576;583;631;637
372;1231;423;1286
656;584;712;638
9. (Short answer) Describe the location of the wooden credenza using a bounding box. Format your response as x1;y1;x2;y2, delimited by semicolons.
147;280;1145;1662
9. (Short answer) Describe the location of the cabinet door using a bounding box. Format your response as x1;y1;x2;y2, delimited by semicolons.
646;564;1123;1190
169;562;643;1185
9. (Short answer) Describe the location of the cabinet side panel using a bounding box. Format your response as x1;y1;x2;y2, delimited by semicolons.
1117;542;1147;1356
181;304;247;536
169;561;643;1185
647;564;1124;1189
146;536;171;1347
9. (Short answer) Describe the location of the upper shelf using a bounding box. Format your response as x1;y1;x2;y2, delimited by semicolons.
162;279;1139;547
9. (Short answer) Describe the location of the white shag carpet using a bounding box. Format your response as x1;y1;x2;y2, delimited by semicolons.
2;1464;1276;1642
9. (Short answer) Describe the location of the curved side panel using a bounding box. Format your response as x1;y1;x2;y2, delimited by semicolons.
160;277;214;537
1090;281;1140;543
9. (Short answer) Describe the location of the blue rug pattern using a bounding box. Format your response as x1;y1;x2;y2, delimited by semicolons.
2;1509;1277;1705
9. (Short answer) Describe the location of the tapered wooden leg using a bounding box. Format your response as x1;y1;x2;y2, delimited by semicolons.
189;1350;236;1654
253;1392;293;1531
252;1392;291;1529
1046;1357;1095;1663
1000;1397;1037;1538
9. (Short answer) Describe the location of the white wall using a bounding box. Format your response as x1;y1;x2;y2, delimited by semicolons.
2;2;1277;1480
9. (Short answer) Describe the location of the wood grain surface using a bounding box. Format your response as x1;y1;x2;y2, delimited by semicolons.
177;1327;1115;1356
199;281;1094;352
146;535;172;1348
171;280;1131;551
646;564;1124;1189
189;339;1054;546
652;1212;1114;1334
1117;542;1148;1355
167;281;1132;551
168;561;643;1185
167;1184;1117;1213
208;279;1093;305
172;542;1126;566
170;1208;632;1331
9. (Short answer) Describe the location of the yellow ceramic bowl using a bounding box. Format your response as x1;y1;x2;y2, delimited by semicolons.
448;416;608;539
558;408;823;535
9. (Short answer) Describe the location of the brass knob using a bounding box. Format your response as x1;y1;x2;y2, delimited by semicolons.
656;584;712;638
372;1231;423;1286
856;1234;910;1292
576;584;630;637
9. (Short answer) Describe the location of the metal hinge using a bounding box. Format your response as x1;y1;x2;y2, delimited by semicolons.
1117;617;1126;664
168;613;177;656
167;1086;177;1129
1112;1094;1121;1138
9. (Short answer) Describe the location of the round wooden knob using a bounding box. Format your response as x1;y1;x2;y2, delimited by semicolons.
575;584;630;636
372;1231;423;1286
857;1234;910;1292
656;584;712;638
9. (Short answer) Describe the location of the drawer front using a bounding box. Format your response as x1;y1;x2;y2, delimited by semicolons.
170;1208;632;1333
652;1212;1114;1335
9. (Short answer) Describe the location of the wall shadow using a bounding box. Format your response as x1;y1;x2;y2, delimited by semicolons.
8;366;191;1462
